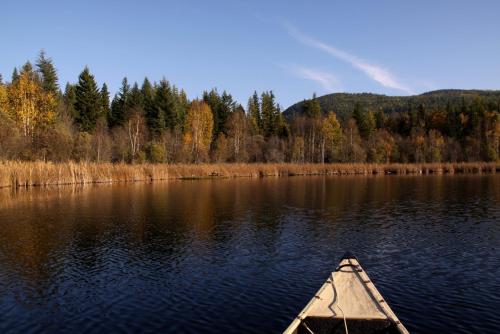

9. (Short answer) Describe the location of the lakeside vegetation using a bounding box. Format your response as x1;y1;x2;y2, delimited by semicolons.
0;161;497;189
0;51;498;166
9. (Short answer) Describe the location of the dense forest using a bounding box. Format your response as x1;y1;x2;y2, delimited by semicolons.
0;51;498;164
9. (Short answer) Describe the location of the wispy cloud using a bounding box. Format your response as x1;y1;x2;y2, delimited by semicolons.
284;22;414;95
283;64;340;92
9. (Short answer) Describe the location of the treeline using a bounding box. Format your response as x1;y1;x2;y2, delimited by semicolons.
0;51;498;164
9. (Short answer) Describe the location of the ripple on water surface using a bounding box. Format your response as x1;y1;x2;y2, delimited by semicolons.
0;175;499;333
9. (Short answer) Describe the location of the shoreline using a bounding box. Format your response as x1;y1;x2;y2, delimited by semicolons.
0;161;498;189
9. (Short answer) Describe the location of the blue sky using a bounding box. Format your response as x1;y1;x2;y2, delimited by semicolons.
2;0;499;108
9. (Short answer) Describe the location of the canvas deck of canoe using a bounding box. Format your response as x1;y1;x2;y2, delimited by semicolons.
284;254;409;334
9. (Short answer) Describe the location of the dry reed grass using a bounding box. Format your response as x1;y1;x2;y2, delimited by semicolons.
0;161;498;188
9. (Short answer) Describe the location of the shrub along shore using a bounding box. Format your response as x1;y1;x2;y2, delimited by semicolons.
0;161;498;189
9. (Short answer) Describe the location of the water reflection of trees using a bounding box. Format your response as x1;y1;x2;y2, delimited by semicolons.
0;175;498;298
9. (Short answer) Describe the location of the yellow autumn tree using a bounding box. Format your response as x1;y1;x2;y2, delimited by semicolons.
320;112;342;162
183;100;213;162
0;83;8;114
7;70;56;138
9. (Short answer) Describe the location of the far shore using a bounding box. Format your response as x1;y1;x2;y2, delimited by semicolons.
0;161;498;189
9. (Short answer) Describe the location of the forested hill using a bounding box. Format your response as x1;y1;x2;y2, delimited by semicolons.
284;90;500;120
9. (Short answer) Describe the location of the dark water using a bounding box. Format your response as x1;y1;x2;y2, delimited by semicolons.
0;176;499;334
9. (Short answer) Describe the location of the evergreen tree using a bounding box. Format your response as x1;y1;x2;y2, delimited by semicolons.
275;104;289;138
218;91;235;134
100;83;111;120
171;86;188;131
203;89;223;136
109;77;130;127
128;82;144;111
353;102;363;126
200;89;235;137
304;93;321;118
11;68;19;83
177;89;189;129
248;91;261;134
36;50;59;94
353;103;376;139
63;83;77;119
261;91;277;137
151;79;173;133
74;67;101;132
141;77;157;134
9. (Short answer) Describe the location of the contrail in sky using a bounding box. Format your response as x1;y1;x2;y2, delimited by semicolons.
283;64;340;92
285;22;414;94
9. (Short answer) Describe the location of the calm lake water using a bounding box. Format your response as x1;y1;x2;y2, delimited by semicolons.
0;175;499;333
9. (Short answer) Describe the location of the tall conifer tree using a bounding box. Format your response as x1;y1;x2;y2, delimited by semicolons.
248;91;261;134
109;77;130;127
142;77;157;134
153;79;173;132
261;91;277;137
63;83;77;119
74;66;101;132
11;68;19;83
36;50;59;94
100;83;111;120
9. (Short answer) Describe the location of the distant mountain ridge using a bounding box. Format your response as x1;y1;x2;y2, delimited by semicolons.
284;89;500;120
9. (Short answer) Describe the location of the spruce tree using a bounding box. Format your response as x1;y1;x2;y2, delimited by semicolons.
178;89;189;127
142;77;157;134
171;85;187;131
161;79;180;130
261;91;277;137
74;67;101;132
11;68;19;83
248;91;261;134
36;50;59;94
128;82;144;111
109;77;130;127
100;83;111;120
152;79;172;133
219;91;235;134
63;83;77;119
204;89;236;136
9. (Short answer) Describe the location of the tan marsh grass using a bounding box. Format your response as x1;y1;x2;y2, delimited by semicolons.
0;161;497;189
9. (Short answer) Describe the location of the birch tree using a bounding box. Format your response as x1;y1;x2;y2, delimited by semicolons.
183;100;213;162
7;69;56;138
